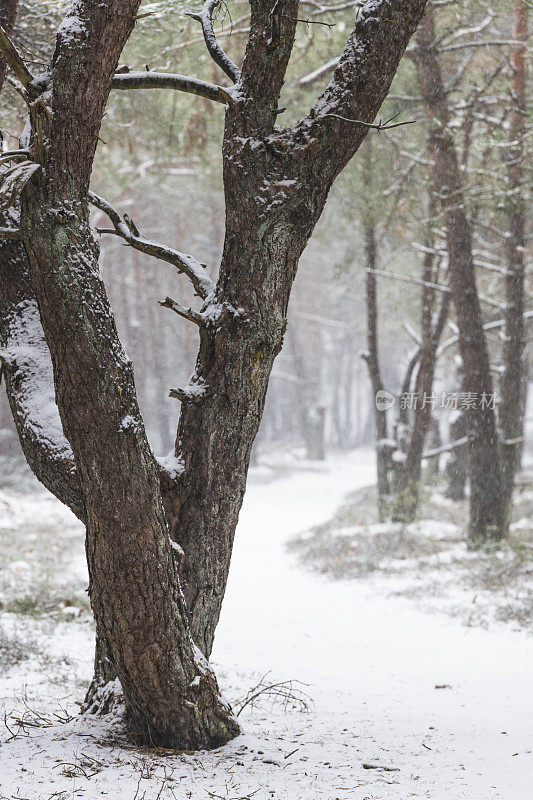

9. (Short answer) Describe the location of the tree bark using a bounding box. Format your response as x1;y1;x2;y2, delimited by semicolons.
498;1;528;515
414;7;505;543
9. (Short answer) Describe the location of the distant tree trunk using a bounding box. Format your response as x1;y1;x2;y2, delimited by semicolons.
445;412;469;501
288;327;326;461
362;220;390;518
498;0;528;516
393;243;450;520
427;417;441;477
414;7;505;543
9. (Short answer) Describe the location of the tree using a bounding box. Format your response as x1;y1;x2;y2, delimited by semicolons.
498;0;528;514
413;5;506;543
0;0;427;748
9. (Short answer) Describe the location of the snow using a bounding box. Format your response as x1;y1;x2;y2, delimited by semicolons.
156;451;185;480
0;299;73;460
0;450;532;798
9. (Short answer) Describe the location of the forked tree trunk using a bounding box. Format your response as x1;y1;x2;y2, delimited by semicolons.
14;0;238;749
414;7;505;543
1;0;428;746
498;1;528;517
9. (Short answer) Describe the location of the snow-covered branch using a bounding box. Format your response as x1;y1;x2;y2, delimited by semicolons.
89;192;214;300
187;0;241;84
158;296;205;327
111;70;234;105
0;23;33;89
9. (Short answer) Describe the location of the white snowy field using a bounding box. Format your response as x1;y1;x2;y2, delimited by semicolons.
0;450;532;799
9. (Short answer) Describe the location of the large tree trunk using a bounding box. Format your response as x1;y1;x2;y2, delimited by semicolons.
414;7;505;543
16;0;238;749
498;1;528;516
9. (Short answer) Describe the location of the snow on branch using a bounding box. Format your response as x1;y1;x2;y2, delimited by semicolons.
111;70;234;105
159;296;205;327
89;192;214;300
187;0;241;84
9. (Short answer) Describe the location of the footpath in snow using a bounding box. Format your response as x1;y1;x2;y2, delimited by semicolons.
0;449;531;799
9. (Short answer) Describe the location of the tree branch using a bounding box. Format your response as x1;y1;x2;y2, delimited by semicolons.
0;23;33;89
282;0;428;183
298;56;339;87
89;192;214;300
158;296;204;327
111;70;234;104
187;0;241;83
367;267;452;294
0;236;85;521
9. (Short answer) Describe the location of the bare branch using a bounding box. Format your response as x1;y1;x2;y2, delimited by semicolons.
0;24;33;89
111;70;234;105
438;39;529;53
437;310;533;357
159;296;204;327
299;56;339;86
323;111;417;131
88;192;214;300
367;267;451;294
187;0;241;83
423;436;470;459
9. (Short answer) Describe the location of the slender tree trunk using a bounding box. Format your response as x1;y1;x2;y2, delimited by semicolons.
445;411;469;501
362;222;390;518
414;7;505;543
498;1;528;516
393;241;450;520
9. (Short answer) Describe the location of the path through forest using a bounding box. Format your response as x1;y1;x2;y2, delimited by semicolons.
0;450;531;799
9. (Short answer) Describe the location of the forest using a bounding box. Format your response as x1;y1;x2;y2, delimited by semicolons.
0;1;530;798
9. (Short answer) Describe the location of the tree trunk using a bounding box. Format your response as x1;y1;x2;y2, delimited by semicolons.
393;237;450;521
444;412;469;501
362;222;390;518
414;7;505;543
498;1;528;516
16;0;238;749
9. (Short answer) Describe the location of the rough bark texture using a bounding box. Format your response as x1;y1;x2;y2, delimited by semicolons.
414;7;505;542
498;1;528;516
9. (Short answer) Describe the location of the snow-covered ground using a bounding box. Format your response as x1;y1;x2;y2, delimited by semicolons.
0;450;532;799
